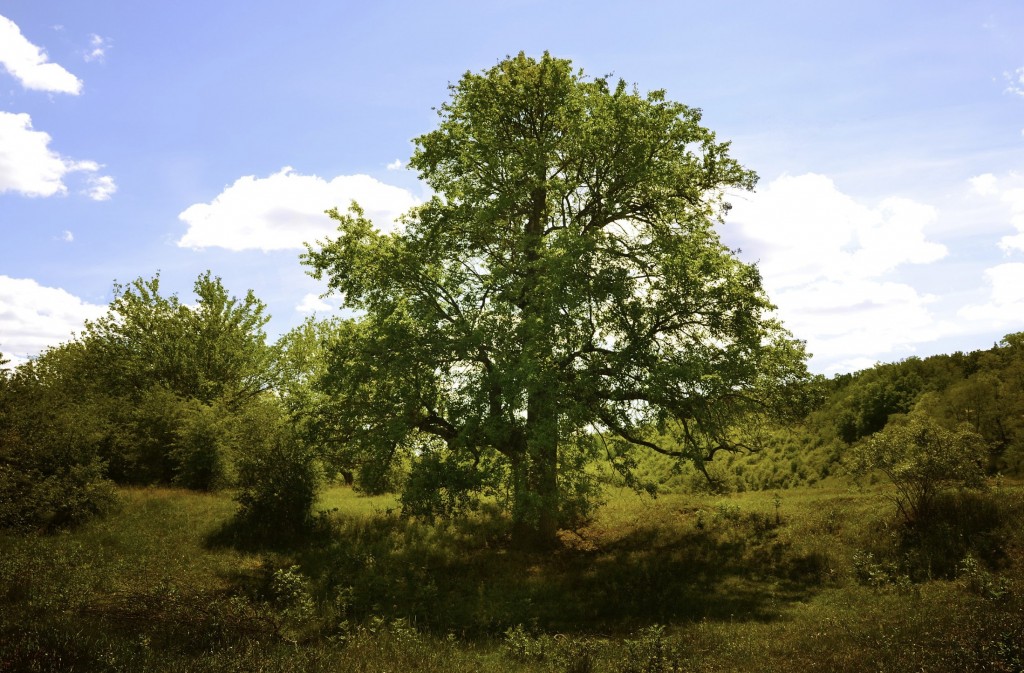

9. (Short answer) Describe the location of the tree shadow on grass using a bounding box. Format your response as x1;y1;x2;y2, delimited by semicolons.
211;508;832;639
205;510;334;553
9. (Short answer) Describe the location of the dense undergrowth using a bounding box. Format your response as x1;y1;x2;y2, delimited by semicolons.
2;481;1022;672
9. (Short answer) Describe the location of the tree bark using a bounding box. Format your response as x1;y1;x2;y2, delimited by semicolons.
511;183;561;549
522;382;559;547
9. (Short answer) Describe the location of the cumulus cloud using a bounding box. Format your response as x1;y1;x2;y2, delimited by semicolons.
727;173;949;371
296;293;333;314
177;167;419;251
969;173;999;196
386;159;403;170
0;275;106;367
0;112;113;198
85;173;117;201
970;172;1024;253
0;14;82;94
959;263;1024;326
61;230;73;242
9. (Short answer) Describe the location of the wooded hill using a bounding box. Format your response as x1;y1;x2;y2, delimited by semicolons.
633;332;1024;494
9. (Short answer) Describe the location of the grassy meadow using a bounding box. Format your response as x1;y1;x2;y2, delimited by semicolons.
2;479;1023;672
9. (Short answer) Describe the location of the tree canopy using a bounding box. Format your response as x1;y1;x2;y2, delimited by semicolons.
82;271;274;408
315;53;810;543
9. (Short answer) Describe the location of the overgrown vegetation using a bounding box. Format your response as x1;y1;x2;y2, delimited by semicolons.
3;51;1024;670
1;484;1021;672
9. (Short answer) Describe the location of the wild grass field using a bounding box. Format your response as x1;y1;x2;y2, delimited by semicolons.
2;479;1022;672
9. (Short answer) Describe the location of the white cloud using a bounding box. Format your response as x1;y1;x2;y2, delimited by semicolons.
959;263;1024;326
61;230;73;242
729;174;946;289
969;173;999;196
296;293;333;314
771;279;949;372
85;174;117;201
0;14;82;94
0;112;111;199
0;275;106;366
84;34;108;62
386;159;403;170
969;172;1024;253
177;167;419;251
727;173;949;371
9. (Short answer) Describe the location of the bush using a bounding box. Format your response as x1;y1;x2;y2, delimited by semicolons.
0;356;118;531
400;449;483;520
233;399;322;540
0;459;117;531
850;414;987;524
171;399;234;490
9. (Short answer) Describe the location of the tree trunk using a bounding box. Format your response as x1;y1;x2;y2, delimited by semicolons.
511;182;561;549
512;382;559;549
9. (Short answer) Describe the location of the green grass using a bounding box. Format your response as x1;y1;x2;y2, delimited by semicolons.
2;481;1023;672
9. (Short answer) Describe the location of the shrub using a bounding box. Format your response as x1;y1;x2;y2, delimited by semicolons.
620;624;683;673
0;357;118;531
400;449;483;520
171;399;233;490
233;399;322;540
850;414;987;524
0;459;117;531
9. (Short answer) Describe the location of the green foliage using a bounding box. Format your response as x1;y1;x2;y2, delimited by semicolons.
171;398;234;490
303;52;809;544
1;269;314;533
2;483;1024;672
958;554;1012;600
620;625;683;673
850;414;987;524
401;442;488;520
0;458;117;531
832;363;925;443
83;271;274;407
74;271;276;488
501;624;555;662
0;344;118;530
233;399;322;540
774;331;1024;489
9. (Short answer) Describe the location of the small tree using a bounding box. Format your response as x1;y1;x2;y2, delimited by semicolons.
171;398;234;491
78;271;276;486
851;414;987;524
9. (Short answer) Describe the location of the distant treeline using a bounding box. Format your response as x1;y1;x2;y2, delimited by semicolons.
632;332;1024;493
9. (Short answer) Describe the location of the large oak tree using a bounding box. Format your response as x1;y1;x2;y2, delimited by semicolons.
304;53;809;545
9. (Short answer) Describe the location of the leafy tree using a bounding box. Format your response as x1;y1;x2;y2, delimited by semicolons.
171;397;235;490
831;362;926;444
274;319;343;451
77;271;276;485
304;53;808;545
850;414;987;524
83;271;274;407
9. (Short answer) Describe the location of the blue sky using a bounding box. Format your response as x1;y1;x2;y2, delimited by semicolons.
1;1;1023;373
